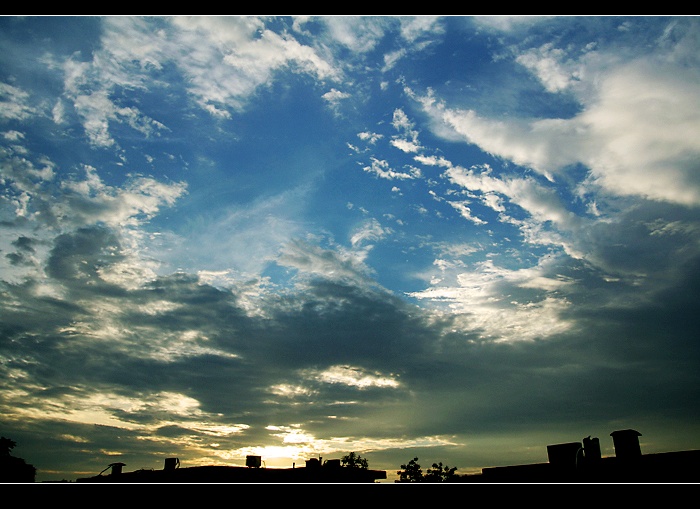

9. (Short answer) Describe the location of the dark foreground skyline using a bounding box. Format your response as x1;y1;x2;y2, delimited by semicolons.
5;427;699;483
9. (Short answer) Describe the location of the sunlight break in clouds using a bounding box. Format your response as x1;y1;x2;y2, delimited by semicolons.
409;257;575;343
307;365;401;389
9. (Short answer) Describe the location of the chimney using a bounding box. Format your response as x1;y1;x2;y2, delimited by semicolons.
610;429;642;460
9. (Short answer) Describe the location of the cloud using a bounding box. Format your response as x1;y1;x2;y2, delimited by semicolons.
409;255;575;343
322;88;351;113
0;142;187;287
276;237;374;285
0;82;39;121
55;16;342;143
578;60;700;205
55;166;187;228
2;16;700;483
306;365;401;389
73;91;168;148
318;16;389;54
397;16;444;43
363;157;418;180
350;218;390;247
391;108;422;153
473;16;551;32
443;164;579;228
357;131;383;144
390;138;421;154
515;43;582;93
447;200;487;225
155;185;310;280
416;28;700;207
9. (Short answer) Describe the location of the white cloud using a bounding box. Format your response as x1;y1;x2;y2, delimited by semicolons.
578;60;700;205
308;365;400;389
417;43;700;207
382;17;444;71
322;88;351;108
0;82;39;121
276;237;372;283
398;16;443;43
59;17;342;143
392;108;420;148
447;200;487;225
357;131;383;144
443;164;578;228
363;157;417;180
73;90;168;148
350;218;391;248
322;16;388;53
409;257;574;343
392;108;414;132
382;49;406;71
390;138;421;153
414;154;451;167
473;15;553;32
57;165;187;228
515;43;582;93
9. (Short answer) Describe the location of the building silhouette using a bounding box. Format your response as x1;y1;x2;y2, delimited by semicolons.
456;429;700;483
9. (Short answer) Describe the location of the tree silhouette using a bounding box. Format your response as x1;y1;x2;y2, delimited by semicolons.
424;461;458;482
0;436;36;482
340;451;368;469
396;457;423;482
396;457;458;482
0;436;16;456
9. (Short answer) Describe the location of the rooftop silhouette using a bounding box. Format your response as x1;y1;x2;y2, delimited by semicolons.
455;429;700;483
6;428;698;483
74;456;387;483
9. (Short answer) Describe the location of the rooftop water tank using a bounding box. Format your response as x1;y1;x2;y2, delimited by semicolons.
547;442;583;471
164;457;180;471
246;455;262;468
610;429;642;460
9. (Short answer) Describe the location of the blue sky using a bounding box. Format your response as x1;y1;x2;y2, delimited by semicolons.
2;16;700;482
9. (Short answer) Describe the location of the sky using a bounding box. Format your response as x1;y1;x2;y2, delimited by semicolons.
1;15;700;483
